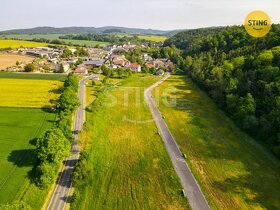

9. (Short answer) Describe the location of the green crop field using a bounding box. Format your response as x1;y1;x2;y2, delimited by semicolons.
0;40;49;49
0;108;56;206
0;34;63;40
0;34;110;47
138;35;167;42
0;78;63;108
61;39;109;47
71;74;189;210
0;72;66;81
0;73;64;209
152;75;280;210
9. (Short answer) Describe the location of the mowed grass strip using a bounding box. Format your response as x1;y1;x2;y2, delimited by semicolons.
152;75;280;210
0;40;49;49
0;54;34;69
0;79;63;108
0;108;56;206
72;75;189;210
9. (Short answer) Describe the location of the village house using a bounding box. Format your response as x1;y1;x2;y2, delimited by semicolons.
155;69;165;76
55;61;70;73
153;59;165;68
145;63;155;69
74;66;88;75
129;63;141;72
83;59;104;68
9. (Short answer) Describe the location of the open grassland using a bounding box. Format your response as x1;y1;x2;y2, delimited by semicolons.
138;35;167;42
0;40;49;49
0;35;110;47
72;74;189;210
152;75;280;210
0;108;56;207
0;79;63;108
0;34;63;40
0;72;66;81
0;54;34;69
62;39;109;47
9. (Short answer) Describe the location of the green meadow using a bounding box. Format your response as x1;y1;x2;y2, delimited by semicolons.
71;74;189;210
152;75;280;210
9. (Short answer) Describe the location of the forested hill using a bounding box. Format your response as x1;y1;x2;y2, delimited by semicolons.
163;24;280;157
0;26;179;35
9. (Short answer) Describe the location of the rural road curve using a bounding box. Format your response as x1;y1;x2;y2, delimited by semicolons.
145;73;210;210
47;76;91;210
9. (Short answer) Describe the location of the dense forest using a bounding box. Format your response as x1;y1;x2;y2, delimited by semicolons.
163;25;280;157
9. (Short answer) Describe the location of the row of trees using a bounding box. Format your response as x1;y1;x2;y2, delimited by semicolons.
34;75;80;187
59;34;160;46
61;47;89;58
164;25;280;157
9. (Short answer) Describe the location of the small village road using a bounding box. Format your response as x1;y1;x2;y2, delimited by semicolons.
144;73;211;210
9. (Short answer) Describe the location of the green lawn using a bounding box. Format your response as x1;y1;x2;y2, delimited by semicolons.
0;108;56;206
152;75;280;210
71;74;189;210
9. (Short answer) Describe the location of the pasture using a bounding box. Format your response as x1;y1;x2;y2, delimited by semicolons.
138;35;167;42
152;75;280;210
0;79;63;108
0;53;34;69
71;74;189;210
0;108;56;206
0;40;49;49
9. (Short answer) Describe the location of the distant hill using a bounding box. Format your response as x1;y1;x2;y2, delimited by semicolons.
0;26;182;36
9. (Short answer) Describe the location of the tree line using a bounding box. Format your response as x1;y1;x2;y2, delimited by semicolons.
164;24;280;157
35;75;80;187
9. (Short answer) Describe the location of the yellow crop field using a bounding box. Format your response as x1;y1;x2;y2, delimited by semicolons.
0;53;34;69
0;79;63;108
138;35;167;42
0;40;49;49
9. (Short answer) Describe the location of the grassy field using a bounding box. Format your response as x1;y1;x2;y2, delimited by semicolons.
0;34;110;47
0;34;63;40
0;72;66;81
0;40;49;49
152;75;280;210
72;74;189;210
138;35;167;42
0;108;56;206
61;39;109;47
0;53;34;69
0;79;63;108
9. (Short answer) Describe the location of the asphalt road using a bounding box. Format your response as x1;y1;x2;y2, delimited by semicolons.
144;73;211;210
47;76;90;210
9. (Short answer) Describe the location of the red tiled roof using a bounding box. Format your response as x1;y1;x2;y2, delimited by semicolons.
74;67;87;73
130;63;140;68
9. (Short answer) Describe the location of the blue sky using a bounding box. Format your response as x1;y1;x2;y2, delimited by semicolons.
0;0;280;31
